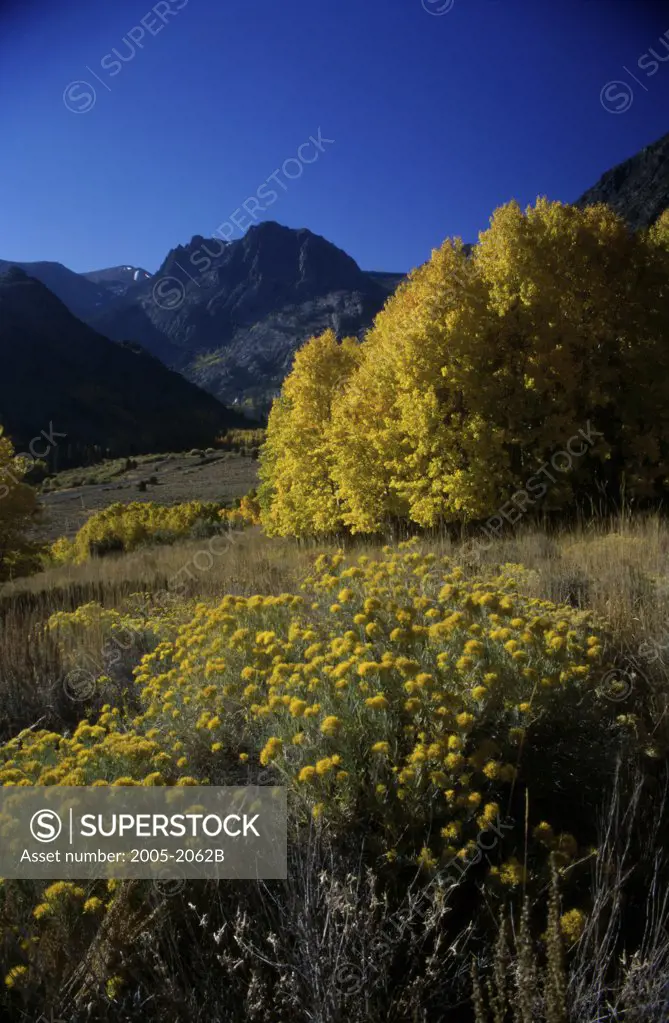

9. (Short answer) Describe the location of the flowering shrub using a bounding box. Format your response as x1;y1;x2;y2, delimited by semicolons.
25;544;641;863
0;712;186;787
47;599;175;654
134;542;638;872
216;428;266;452
1;541;656;1007
49;495;261;564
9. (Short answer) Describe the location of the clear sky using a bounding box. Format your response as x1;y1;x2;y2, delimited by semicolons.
1;0;668;275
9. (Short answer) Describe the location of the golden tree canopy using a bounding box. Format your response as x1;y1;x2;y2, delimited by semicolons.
0;426;40;580
261;201;669;537
258;330;361;536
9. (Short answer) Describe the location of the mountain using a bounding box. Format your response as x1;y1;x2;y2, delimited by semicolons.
576;130;669;230
82;264;152;296
0;258;113;321
0;261;152;320
0;267;246;465
90;222;392;406
5;131;666;414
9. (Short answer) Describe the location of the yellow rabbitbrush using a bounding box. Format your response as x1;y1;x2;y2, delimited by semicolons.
50;495;261;564
0;541;654;1001
126;542;638;881
2;543;633;872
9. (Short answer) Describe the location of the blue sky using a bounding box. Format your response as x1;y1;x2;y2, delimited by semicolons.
1;0;668;274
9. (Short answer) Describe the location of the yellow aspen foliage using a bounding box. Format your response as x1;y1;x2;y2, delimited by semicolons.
258;330;361;536
261;200;669;536
0;426;40;580
331;200;669;532
329;238;484;531
647;208;669;251
471;200;669;502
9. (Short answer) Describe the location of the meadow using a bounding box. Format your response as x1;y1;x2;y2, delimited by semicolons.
1;514;668;1021
37;444;259;541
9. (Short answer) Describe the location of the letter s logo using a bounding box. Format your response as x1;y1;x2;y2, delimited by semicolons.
63;81;97;114
152;276;186;311
600;81;633;114
30;809;62;843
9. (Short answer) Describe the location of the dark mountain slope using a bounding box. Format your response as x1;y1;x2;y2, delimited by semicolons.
0;258;112;321
0;268;246;464
7;130;667;415
365;270;407;294
576;130;669;229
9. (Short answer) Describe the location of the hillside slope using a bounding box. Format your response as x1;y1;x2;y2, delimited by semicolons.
0;258;113;321
0;268;247;465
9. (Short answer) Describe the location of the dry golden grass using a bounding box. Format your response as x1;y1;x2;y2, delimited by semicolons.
5;513;669;736
3;527;308;601
9;513;669;646
454;514;669;663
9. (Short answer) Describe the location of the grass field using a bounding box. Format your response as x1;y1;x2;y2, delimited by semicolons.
1;514;668;1022
35;449;259;541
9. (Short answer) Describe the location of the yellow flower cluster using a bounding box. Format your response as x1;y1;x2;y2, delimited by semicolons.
47;598;181;662
0;703;192;788
110;542;617;875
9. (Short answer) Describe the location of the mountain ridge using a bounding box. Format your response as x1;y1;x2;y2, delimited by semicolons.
82;131;669;407
0;268;247;464
3;130;667;412
86;221;391;405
